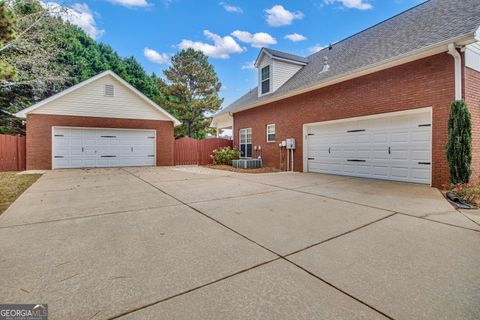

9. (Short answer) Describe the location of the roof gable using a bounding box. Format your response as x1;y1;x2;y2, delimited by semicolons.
16;71;181;126
254;48;308;68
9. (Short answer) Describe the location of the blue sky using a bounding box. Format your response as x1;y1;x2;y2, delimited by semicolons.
56;0;425;108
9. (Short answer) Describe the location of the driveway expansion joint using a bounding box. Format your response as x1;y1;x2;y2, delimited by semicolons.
0;203;183;229
230;175;480;232
106;258;282;320
121;168;397;320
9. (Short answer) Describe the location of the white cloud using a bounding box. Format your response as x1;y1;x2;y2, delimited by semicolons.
219;2;243;13
242;60;255;70
309;44;326;54
44;2;104;39
285;33;307;42
179;30;244;59
143;48;169;64
231;30;277;48
265;5;304;27
108;0;149;8
324;0;373;10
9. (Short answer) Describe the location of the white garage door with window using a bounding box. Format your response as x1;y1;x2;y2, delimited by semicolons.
304;108;432;184
53;127;156;169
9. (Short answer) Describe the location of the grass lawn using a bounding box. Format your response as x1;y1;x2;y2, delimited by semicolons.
0;172;42;215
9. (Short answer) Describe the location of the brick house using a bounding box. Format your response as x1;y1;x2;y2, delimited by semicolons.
15;71;180;170
211;0;480;187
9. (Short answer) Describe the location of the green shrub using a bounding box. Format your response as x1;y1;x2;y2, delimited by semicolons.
446;100;472;184
211;146;240;165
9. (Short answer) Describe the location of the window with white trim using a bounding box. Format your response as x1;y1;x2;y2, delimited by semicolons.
261;65;270;95
239;128;252;158
266;124;275;142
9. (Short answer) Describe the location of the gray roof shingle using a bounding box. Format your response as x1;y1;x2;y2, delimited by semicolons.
217;0;480;116
261;48;309;64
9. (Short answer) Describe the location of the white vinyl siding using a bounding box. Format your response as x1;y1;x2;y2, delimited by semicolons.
305;109;432;184
257;54;303;96
272;60;303;92
31;75;172;121
466;42;480;72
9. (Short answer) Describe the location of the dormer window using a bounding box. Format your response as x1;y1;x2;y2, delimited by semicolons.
261;65;270;95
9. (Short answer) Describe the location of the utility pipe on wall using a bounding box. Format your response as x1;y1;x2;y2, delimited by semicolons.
447;43;462;101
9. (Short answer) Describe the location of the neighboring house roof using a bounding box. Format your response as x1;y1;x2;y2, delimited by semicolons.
216;0;480;117
255;48;309;67
15;70;181;126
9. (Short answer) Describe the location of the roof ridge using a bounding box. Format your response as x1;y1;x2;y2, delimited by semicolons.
308;0;432;58
265;48;306;59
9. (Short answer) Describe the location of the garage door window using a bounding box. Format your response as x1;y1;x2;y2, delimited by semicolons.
239;128;252;158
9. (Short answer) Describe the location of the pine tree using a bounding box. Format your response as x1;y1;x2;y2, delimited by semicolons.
157;48;223;138
446;100;472;184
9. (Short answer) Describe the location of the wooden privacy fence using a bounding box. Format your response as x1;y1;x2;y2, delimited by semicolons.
175;137;233;165
0;134;26;171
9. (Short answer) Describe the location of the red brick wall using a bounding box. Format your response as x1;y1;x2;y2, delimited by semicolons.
26;114;174;169
234;53;456;187
464;65;480;180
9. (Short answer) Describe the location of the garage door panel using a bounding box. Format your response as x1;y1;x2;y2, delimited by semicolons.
372;166;389;177
306;110;431;184
53;127;156;169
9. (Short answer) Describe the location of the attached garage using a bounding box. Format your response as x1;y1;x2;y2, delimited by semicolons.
303;108;432;184
16;70;180;170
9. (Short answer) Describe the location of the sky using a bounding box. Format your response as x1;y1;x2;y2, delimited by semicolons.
52;0;426;108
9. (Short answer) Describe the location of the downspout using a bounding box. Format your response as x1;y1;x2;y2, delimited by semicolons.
447;43;462;101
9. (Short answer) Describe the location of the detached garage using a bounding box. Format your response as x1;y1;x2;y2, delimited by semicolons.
15;70;180;170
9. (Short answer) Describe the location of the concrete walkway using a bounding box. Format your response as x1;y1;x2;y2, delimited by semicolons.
1;167;479;320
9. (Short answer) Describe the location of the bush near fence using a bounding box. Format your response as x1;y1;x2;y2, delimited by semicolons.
175;137;233;165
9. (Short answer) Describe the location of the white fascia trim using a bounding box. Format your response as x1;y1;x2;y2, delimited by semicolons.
231;33;477;116
15;70;181;126
254;49;272;68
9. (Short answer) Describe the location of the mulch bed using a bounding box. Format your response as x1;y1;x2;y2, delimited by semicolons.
204;164;282;174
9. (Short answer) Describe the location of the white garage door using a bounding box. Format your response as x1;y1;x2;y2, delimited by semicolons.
305;109;432;184
53;127;156;169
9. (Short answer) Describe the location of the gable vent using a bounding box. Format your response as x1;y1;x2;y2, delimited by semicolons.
104;84;115;97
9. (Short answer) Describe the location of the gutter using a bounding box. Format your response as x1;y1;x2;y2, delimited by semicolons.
447;43;463;101
216;32;477;117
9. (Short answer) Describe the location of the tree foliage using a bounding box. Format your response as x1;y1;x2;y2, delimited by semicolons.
157;48;223;138
0;0;159;134
446;100;472;184
0;0;18;80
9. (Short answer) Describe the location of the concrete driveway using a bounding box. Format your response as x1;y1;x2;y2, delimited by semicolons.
1;167;479;320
